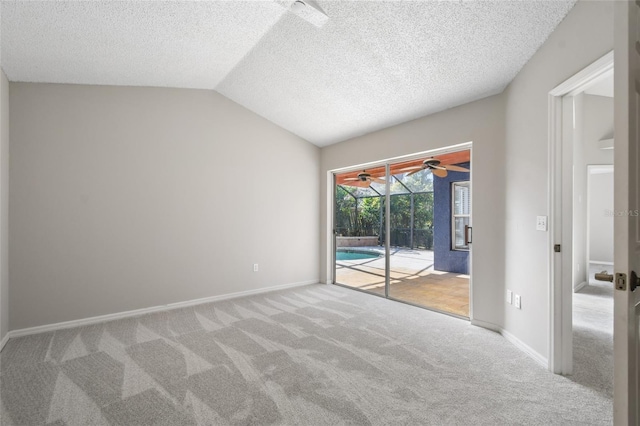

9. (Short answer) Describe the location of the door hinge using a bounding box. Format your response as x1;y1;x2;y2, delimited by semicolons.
554;244;561;253
615;271;640;292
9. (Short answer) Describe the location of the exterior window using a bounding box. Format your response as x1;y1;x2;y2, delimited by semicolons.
452;181;470;251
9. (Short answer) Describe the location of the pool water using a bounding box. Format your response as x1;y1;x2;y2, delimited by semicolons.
336;250;380;261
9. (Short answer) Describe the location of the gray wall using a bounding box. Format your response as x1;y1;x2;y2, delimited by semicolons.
0;69;8;342
321;0;614;361
9;83;320;330
502;0;613;357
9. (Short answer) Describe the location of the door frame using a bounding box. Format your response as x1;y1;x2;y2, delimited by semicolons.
548;51;614;374
328;142;473;320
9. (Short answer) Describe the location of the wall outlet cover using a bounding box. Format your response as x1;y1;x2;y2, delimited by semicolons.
514;294;521;309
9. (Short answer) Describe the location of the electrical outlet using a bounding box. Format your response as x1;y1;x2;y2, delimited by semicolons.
253;263;259;272
514;294;521;309
536;216;547;231
506;290;513;305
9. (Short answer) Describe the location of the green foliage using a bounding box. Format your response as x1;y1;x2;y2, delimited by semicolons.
335;174;434;244
335;186;382;237
358;196;381;235
390;192;433;229
335;186;357;236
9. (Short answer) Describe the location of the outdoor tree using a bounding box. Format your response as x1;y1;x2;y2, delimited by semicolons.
335;169;434;248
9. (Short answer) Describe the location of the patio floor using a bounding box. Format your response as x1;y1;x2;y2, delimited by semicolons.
335;247;469;317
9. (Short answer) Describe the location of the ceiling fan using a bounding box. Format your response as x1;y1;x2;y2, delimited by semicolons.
398;158;469;178
342;171;386;187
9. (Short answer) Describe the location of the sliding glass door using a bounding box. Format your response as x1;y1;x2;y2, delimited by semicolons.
334;165;387;296
334;149;471;319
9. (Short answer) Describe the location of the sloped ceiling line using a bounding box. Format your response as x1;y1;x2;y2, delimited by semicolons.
1;0;577;147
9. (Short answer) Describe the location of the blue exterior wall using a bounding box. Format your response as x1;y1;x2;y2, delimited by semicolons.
433;162;470;274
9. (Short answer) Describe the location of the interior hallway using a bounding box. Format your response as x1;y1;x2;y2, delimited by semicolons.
571;263;614;399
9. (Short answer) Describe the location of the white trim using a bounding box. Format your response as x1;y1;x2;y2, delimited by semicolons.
5;279;318;340
471;320;549;368
451;180;471;251
470;318;501;333
590;260;614;265
574;281;588;293
549;51;615;97
468;145;474;321
0;332;9;352
598;138;615;150
501;329;549;368
326;170;335;285
548;50;614;375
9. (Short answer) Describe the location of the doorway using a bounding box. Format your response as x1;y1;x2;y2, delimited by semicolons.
333;148;471;319
569;81;615;396
548;52;615;402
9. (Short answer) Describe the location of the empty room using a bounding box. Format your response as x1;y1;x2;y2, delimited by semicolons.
0;1;638;425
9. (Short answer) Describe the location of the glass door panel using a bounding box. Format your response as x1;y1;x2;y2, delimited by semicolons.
334;166;387;295
333;149;471;319
387;152;471;318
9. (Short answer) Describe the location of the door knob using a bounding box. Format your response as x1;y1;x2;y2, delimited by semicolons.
594;271;614;282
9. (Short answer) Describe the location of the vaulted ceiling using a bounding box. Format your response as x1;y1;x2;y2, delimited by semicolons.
1;0;576;147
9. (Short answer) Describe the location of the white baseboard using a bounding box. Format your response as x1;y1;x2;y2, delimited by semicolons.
0;332;9;352
471;320;548;369
589;260;613;266
501;328;548;368
574;280;588;293
5;279;319;341
470;319;501;333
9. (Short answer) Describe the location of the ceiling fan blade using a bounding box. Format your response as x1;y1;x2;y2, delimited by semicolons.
396;166;422;171
431;167;448;178
444;165;470;172
369;177;386;184
342;177;360;181
343;180;370;188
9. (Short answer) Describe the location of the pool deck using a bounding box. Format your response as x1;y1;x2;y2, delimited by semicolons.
335;246;469;318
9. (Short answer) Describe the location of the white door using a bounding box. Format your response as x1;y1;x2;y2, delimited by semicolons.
614;1;640;424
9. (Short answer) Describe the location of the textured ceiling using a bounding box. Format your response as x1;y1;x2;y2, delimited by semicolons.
1;0;576;147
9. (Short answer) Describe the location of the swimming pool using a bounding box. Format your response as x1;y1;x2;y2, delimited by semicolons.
336;249;381;261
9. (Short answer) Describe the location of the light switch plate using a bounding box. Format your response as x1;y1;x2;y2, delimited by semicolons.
514;294;521;309
536;216;547;231
506;290;513;305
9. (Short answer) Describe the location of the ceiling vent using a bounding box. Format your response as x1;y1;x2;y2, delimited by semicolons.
289;0;328;28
